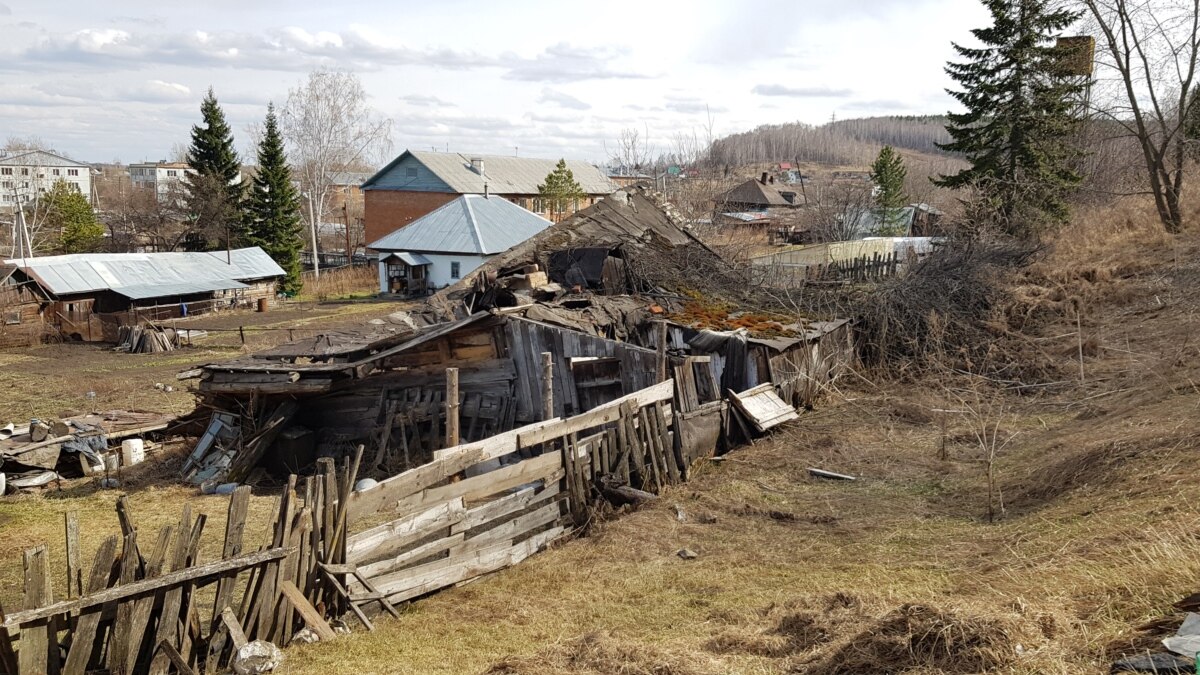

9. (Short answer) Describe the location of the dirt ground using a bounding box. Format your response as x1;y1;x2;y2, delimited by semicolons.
3;203;1200;673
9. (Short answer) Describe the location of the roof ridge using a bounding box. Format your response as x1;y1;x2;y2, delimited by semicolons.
462;195;487;253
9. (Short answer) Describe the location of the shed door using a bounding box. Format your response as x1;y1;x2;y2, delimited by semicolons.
570;357;622;412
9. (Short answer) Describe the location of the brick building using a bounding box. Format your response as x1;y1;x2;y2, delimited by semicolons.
361;150;616;246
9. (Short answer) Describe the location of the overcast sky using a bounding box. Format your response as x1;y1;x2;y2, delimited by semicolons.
0;0;990;165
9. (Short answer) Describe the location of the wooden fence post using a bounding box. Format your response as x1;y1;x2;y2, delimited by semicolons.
445;368;460;447
655;321;668;383
541;352;554;421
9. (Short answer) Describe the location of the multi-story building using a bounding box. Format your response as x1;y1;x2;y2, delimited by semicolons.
128;161;195;202
0;150;93;209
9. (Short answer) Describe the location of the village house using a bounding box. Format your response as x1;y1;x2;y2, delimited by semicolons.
0;150;93;209
1;247;284;343
361;150;616;245
369;194;552;295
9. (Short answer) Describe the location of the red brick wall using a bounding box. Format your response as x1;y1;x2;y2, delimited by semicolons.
364;190;457;246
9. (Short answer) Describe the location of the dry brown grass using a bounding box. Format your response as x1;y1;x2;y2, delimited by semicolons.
299;265;379;301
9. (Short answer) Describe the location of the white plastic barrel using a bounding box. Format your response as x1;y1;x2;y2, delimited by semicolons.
121;439;145;467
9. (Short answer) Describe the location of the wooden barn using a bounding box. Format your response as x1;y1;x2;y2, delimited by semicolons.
1;247;284;344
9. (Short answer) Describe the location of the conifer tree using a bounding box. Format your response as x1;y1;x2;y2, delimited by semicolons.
537;159;585;221
245;105;304;296
48;181;105;253
184;87;243;250
934;0;1083;238
871;146;909;235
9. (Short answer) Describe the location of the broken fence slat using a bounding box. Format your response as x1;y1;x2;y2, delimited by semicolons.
807;468;856;481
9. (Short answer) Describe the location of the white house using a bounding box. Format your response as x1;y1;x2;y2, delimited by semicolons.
128;161;195;202
369;194;552;295
0;150;92;209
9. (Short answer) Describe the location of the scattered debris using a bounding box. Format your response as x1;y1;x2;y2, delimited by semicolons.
355;478;379;492
1162;613;1200;657
8;470;59;491
0;423;11;440
598;476;659;507
232;640;284;675
808;468;857;481
289;628;319;645
677;548;698;560
674;504;687;522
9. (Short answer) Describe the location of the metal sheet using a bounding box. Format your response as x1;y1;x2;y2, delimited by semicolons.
112;279;248;300
365;150;617;196
369;195;552;255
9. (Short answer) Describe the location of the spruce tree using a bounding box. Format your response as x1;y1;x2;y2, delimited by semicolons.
934;0;1083;238
245;104;304;295
48;181;105;253
537;159;585;221
184;87;243;250
871;146;909;235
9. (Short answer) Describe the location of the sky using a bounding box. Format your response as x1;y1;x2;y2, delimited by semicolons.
0;0;991;165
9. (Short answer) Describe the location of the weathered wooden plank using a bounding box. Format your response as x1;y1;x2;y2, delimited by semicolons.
19;546;56;675
62;536;119;675
389;452;564;521
123;525;175;675
348;447;486;524
347;498;466;565
456;499;563;551
377;527;566;603
147;506;195;675
156;641;196;675
452;482;561;534
64;512;81;600
517;379;674;447
2;547;288;630
279;581;337;642
355;532;466;583
106;532;140;674
221;607;248;650
729;383;798;432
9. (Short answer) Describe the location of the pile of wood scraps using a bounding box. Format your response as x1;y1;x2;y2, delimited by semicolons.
116;324;181;353
182;402;299;487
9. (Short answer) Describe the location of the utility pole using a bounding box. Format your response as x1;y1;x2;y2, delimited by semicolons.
343;200;352;267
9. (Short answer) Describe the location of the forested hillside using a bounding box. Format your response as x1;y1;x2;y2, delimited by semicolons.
709;116;953;168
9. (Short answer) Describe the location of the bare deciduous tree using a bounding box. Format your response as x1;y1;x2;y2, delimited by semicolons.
1082;0;1200;232
280;69;392;276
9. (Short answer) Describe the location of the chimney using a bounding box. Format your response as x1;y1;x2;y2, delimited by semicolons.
484;182;489;199
470;157;485;176
769;175;775;184
760;172;769;185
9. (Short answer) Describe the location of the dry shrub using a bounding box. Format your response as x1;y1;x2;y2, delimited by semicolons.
853;239;1051;382
299;265;378;301
801;603;1021;674
486;632;721;675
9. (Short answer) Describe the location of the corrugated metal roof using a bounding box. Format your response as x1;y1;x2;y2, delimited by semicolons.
0;150;90;168
3;247;284;298
381;252;433;266
113;279;249;300
369;195;552;255
366;150;617;195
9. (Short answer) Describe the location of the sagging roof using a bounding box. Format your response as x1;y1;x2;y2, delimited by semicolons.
364;150;617;195
4;247;284;298
368;194;553;255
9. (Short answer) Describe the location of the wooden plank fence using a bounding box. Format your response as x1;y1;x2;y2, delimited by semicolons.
757;251;900;287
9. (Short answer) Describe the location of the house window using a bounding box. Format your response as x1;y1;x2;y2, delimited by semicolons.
405;167;418;179
0;168;10;175
52;169;60;176
68;169;79;177
20;168;28;176
1;195;9;203
450;261;461;279
532;198;545;213
1;181;10;188
4;311;19;326
167;170;177;177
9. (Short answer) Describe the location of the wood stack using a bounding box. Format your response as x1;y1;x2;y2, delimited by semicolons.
116;324;179;354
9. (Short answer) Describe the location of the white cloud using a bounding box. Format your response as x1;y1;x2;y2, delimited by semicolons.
752;84;854;98
537;87;590;111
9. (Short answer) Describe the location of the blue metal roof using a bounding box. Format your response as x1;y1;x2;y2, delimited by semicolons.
368;195;553;255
